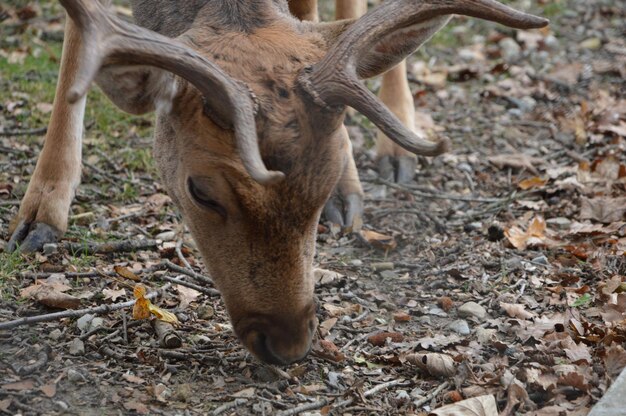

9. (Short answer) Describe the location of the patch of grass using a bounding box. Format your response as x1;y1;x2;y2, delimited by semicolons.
0;251;35;282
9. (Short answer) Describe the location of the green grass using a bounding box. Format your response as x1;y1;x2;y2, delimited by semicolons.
0;250;35;281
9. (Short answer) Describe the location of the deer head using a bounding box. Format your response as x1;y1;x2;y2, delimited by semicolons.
59;0;547;364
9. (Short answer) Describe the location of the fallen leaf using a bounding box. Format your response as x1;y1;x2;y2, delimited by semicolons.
580;197;626;223
500;302;535;320
314;268;344;285
430;394;497;416
122;373;146;384
367;331;404;346
123;400;149;415
103;288;126;301
114;266;141;281
518;176;547;190
488;153;543;175
360;229;397;251
176;285;200;309
232;387;255;398
604;344;626;379
2;379;35;391
406;353;456;377
39;383;56;398
132;284;179;324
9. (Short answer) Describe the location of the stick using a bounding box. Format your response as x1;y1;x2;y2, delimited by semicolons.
212;399;248;416
152;320;182;348
161;275;220;296
163;260;214;286
175;239;193;270
277;379;407;416
64;239;158;255
413;381;450;408
0;284;170;331
0;127;47;137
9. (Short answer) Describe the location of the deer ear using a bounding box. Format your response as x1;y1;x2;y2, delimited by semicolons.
354;16;451;79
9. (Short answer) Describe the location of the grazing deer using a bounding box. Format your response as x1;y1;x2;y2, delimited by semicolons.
7;0;547;364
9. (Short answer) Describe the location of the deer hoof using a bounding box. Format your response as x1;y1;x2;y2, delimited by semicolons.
323;192;363;231
377;155;417;184
7;221;62;253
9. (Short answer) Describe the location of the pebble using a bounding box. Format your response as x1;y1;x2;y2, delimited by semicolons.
43;243;58;256
428;306;448;317
155;231;176;242
499;37;522;63
350;259;363;267
77;314;95;332
447;319;471;335
458;302;487;320
49;329;62;341
69;339;85;356
67;368;85;383
380;270;399;279
531;255;549;265
197;305;214;320
371;262;393;271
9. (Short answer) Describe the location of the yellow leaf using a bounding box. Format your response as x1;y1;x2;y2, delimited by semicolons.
116;266;141;281
518;176;547;190
148;303;179;324
132;284;178;323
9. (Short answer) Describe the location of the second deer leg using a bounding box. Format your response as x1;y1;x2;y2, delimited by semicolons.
8;18;85;253
376;60;421;183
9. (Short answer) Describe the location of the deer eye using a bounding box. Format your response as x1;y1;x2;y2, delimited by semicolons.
187;177;227;218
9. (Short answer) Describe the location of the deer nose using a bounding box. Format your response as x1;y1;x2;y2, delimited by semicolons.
243;316;316;365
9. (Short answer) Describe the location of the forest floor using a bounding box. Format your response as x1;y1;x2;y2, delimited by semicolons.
1;1;625;415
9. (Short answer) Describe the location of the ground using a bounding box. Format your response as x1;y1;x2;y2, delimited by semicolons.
1;0;625;415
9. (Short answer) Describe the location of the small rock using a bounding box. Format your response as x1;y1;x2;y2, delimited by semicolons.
197;305;214;320
69;339;85;356
350;259;363;267
428;306;448;317
49;329;63;341
380;270;398;279
458;302;487;320
156;231;176;242
43;243;58;256
417;316;432;325
447;319;471;335
90;317;104;329
531;255;549;265
67;368;85;383
254;366;280;383
499;37;522;63
54;400;70;411
544;35;559;50
463;222;482;233
76;314;95;332
580;37;601;50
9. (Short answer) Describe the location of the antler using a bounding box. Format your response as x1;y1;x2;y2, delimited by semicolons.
58;0;284;185
300;0;549;156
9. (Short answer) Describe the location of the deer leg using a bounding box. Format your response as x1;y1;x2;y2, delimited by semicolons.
8;19;85;253
376;60;421;183
323;126;364;229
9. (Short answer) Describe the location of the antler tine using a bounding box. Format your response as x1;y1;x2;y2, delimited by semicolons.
301;0;548;157
58;0;285;185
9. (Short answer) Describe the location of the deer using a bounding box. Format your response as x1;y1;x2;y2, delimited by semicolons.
6;0;547;365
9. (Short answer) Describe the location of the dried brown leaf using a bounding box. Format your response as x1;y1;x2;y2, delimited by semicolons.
430;394;497;416
406;353;456;377
500;302;535;320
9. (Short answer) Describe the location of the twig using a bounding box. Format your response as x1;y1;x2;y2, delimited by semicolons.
413;381;450;408
163;260;214;286
277;379;408;416
0;200;20;207
0;127;47;137
175;239;193;270
0;284;170;331
152;319;182;348
212;398;248;416
276;399;329;416
160;275;220;296
365;177;504;203
63;238;158;255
